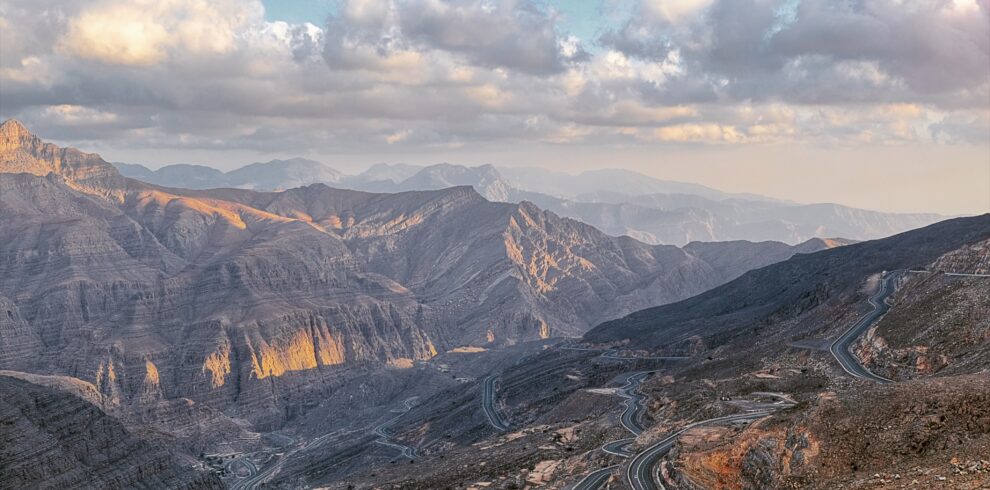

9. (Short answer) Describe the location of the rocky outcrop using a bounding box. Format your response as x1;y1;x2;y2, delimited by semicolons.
667;376;990;489
0;375;222;489
668;424;821;490
932;237;990;274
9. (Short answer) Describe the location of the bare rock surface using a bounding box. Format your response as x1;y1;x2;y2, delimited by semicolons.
857;272;990;380
0;375;222;489
669;375;990;489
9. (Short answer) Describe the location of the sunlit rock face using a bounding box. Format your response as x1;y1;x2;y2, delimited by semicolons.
0;119;826;430
0;119;127;199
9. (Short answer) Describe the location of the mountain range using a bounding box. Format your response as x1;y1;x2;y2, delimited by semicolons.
301;210;990;490
116;158;344;190
2;118;987;489
0;119;825;446
116;160;944;246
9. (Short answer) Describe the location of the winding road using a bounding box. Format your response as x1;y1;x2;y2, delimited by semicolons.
829;271;899;383
617;372;651;436
571;377;798;490
625;411;776;490
482;375;510;431
373;396;420;459
229;451;278;490
601;438;635;457
224;456;258;480
226;432;299;490
571;464;621;490
570;371;652;490
228;398;419;489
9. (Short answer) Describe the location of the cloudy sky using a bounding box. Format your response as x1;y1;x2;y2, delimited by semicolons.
1;0;988;214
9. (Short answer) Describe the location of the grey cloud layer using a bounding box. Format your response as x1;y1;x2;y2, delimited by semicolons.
0;0;987;152
602;0;989;107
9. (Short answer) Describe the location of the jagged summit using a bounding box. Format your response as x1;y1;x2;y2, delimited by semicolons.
395;163;512;202
0;118;30;138
0;119;125;197
1;119;39;157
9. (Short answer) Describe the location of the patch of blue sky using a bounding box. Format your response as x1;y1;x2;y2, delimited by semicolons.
261;0;620;50
765;0;800;40
261;0;337;26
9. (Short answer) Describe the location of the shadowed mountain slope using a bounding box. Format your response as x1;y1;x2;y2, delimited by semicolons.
585;214;990;349
0;375;222;489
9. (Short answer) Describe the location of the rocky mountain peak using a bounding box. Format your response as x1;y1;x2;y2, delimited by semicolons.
0;120;126;198
1;119;51;174
0;119;38;155
0;119;31;139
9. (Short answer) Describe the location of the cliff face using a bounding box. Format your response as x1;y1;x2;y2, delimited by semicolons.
0;119;825;437
0;119;127;199
0;375;222;489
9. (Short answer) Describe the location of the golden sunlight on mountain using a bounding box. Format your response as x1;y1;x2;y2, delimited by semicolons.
202;347;231;389
144;360;160;388
248;329;348;380
134;189;298;231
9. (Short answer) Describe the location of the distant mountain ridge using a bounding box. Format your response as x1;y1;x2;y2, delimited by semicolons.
115;158;943;246
499;166;779;202
117;157;343;190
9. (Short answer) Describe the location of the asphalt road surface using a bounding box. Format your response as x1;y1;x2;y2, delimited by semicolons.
572;464;621;490
568;371;652;489
617;372;651;435
601;437;635;457
482;374;510;431
373;396;420;459
224;456;258;480
625;411;775;490
829;271;899;383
